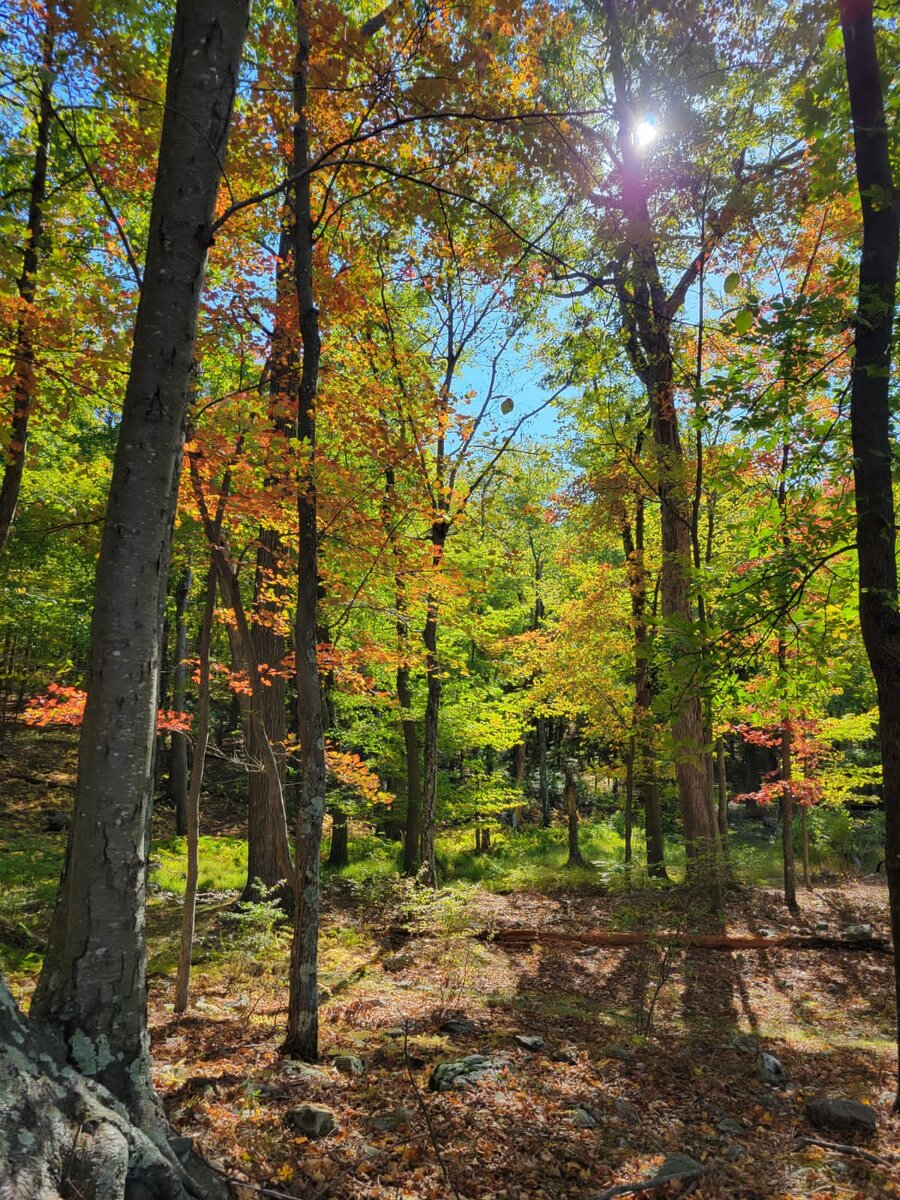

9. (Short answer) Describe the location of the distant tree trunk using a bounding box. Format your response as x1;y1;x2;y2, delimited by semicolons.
245;527;291;901
800;805;811;889
246;223;295;902
328;807;349;867
840;0;900;1104
174;563;216;1014
622;501;667;878
564;756;587;868
780;717;798;912
29;0;250;1125
420;520;448;887
0;5;54;551
538;715;551;826
285;0;328;1062
605;0;721;898
383;459;423;877
189;456;294;902
624;734;634;864
716;736;728;852
170;564;192;835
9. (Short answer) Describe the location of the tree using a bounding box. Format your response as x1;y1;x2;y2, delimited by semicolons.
839;0;900;1106
23;0;251;1143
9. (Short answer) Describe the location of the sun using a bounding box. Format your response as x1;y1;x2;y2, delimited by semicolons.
635;117;658;148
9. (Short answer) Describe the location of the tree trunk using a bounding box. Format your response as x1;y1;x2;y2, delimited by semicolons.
716;736;728;852
780;718;798;912
0;5;54;551
800;804;811;889
565;757;587;868
328;807;349;867
624;734;634;864
170;564;192;836
399;658;423;875
840;0;900;1106
245;527;292;902
623;504;667;878
174;563;216;1014
605;0;720;898
285;0;328;1062
0;975;225;1200
537;715;550;827
420;520;448;888
29;0;250;1124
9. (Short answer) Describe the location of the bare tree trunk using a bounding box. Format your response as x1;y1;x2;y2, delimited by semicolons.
285;0;327;1062
800;804;811;889
328;807;349;867
623;503;667;878
624;734;634;864
780;715;798;912
29;0;250;1124
420;520;448;887
716;736;728;852
0;4;54;550
840;0;900;1105
170;564;192;835
564;756;587;868
174;563;216;1013
537;715;550;827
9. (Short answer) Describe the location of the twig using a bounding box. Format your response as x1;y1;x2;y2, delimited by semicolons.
403;1020;461;1200
797;1136;897;1168
592;1169;702;1200
207;1168;301;1199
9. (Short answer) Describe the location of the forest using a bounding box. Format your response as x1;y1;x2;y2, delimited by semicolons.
0;0;899;1196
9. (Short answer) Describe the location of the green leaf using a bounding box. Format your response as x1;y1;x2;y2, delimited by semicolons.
723;271;740;294
733;309;754;335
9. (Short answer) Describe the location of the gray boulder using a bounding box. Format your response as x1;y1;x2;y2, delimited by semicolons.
285;1104;337;1139
331;1054;364;1076
440;1017;476;1036
843;924;874;942
570;1103;598;1129
429;1055;509;1091
805;1096;877;1136
758;1051;786;1086
514;1035;545;1052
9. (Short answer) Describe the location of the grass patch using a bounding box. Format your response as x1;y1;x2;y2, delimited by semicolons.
152;835;248;894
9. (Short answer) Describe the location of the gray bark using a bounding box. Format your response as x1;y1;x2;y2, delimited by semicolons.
169;565;192;836
29;0;251;1123
285;0;328;1062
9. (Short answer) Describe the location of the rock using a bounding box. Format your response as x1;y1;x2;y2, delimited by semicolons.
428;1055;509;1091
285;1104;337;1139
607;1044;635;1062
383;953;414;972
757;927;778;939
551;1046;578;1064
570;1103;598;1129
613;1098;640;1125
815;920;829;931
281;1062;330;1085
369;1107;415;1131
43;810;70;832
577;946;599;957
716;1117;744;1137
843;924;874;942
514;1035;545;1052
805;1096;877;1136
723;1032;758;1055
332;1054;364;1076
758;1051;786;1086
651;1154;703;1184
440;1017;476;1036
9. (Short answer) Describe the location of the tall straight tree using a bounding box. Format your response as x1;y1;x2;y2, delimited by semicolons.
839;0;900;1106
284;0;328;1062
30;0;251;1123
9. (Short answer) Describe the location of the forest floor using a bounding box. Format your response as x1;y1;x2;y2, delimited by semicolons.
1;728;899;1200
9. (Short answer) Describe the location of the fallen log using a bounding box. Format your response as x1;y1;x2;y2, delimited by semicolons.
487;925;893;954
